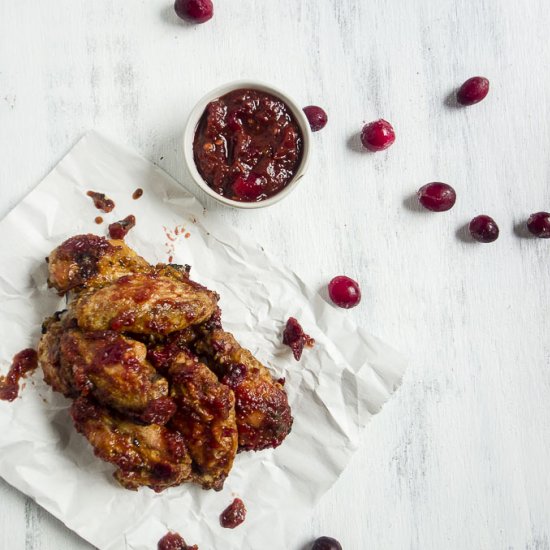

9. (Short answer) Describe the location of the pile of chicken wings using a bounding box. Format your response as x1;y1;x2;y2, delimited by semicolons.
38;234;292;492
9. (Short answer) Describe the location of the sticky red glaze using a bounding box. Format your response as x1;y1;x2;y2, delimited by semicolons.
282;317;315;361
0;349;38;401
132;188;143;200
220;363;248;388
141;397;177;425
220;498;247;529
108;215;136;240
147;330;199;373
87;191;115;213
193;89;303;202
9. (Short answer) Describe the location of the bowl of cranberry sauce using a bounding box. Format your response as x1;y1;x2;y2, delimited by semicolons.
184;81;311;208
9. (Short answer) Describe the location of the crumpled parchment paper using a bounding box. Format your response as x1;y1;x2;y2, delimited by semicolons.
0;131;406;550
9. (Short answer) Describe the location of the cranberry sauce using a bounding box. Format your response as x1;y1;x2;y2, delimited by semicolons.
109;215;136;240
87;191;115;213
0;349;38;401
193;89;303;202
219;498;247;529
157;532;198;550
283;317;315;361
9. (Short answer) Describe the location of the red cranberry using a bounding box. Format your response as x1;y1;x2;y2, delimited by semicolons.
527;211;550;238
174;0;213;24
469;215;499;243
457;76;489;105
232;174;265;201
328;276;361;309
303;106;328;132
417;182;456;212
360;119;395;151
312;536;342;550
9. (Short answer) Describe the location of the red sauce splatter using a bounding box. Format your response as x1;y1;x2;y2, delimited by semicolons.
184;233;190;239
87;191;115;213
140;397;177;425
168;255;173;263
283;317;315;361
132;188;144;200
220;498;246;529
95;216;103;224
0;349;38;401
157;532;198;550
108;215;136;240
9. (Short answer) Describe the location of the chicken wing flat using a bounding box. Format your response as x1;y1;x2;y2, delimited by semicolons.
168;348;238;490
38;314;75;397
59;329;175;424
194;328;293;451
47;234;150;294
71;396;192;492
73;273;218;336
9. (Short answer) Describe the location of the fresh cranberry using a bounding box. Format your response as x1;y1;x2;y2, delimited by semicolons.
417;182;456;212
469;215;499;243
527;211;550;238
232;174;265;201
360;119;395;151
328;276;361;309
283;317;315;361
303;106;328;132
311;536;342;550
457;76;490;105
174;0;213;24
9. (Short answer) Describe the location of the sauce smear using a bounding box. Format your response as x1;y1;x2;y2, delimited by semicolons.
132;188;144;200
95;216;103;224
220;497;247;529
86;191;115;213
157;532;198;550
108;215;136;240
0;349;38;402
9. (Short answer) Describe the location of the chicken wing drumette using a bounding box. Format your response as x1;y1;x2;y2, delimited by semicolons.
59;329;175;424
194;325;293;452
71;396;192;492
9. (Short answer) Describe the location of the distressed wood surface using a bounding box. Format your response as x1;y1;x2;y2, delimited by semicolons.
1;1;549;549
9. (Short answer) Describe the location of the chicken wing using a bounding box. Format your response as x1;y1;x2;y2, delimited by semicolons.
59;329;175;424
47;234;150;294
38;314;76;397
193;328;293;451
71;396;192;492
168;348;238;490
73;273;218;336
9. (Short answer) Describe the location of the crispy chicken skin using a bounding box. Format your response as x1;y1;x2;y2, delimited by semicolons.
73;273;218;336
71;397;192;492
168;348;238;490
194;328;293;451
47;234;150;295
59;329;175;424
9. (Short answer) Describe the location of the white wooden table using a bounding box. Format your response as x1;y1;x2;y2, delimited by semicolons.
1;1;549;548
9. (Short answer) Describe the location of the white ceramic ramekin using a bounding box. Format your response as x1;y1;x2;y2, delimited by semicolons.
183;80;312;209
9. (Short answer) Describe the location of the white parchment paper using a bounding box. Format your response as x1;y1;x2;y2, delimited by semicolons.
0;131;406;550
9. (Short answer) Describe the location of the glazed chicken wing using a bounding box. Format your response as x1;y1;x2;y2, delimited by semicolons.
38;314;75;397
73;273;218;336
59;329;175;424
71;397;192;492
194;328;293;451
47;234;150;295
167;348;238;490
